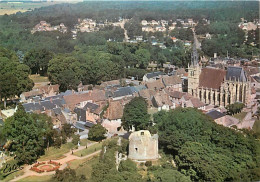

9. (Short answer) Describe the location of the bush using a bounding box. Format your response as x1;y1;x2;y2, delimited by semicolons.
145;161;152;167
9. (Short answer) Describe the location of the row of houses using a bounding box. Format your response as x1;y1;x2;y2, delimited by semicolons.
31;21;67;34
141;18;197;33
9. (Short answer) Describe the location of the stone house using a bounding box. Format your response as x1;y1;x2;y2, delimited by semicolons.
151;91;173;111
161;75;182;92
143;72;165;82
102;100;124;134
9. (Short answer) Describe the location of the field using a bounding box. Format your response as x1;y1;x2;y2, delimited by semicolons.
233;112;247;122
73;142;102;157
0;1;82;16
38;142;76;161
67;155;99;179
0;2;67;15
17;175;53;182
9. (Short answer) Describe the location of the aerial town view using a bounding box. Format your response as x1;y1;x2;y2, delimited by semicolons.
0;0;259;181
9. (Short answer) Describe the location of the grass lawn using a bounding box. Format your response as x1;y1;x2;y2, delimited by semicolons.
253;119;260;135
80;138;94;146
38;142;76;161
0;2;66;15
2;170;24;182
67;156;99;179
17;175;53;182
233;112;247;122
29;74;49;83
74;142;102;157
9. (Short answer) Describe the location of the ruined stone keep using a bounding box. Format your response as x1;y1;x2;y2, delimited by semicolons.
128;130;159;161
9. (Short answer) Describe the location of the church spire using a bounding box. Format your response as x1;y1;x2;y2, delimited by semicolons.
191;35;199;66
191;42;198;66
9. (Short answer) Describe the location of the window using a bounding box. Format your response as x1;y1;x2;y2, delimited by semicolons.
135;148;138;152
141;132;144;135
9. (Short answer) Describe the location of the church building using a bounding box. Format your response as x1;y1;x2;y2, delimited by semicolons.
188;43;251;107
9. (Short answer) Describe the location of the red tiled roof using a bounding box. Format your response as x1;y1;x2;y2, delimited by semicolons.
162;75;182;86
64;90;106;110
190;98;205;108
103;100;123;120
199;67;226;90
145;79;165;90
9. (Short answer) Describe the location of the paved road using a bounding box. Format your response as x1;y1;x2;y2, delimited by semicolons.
11;143;101;182
119;19;129;42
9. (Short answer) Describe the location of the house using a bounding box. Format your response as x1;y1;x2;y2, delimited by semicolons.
39;85;59;98
112;87;139;100
141;20;148;26
64;90;106;110
162;75;182;91
20;90;43;102
185;97;206;110
138;89;156;107
206;110;239;127
143;71;165;82
151;91;173;111
145;79;165;91
102;100;124;134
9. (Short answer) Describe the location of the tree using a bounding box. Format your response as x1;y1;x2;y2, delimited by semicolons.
148;168;191;182
53;168;86;182
122;97;150;131
3;105;48;164
154;108;260;181
226;102;244;115
47;55;82;91
0;47;33;108
88;124;107;142
23;49;53;75
135;49;150;69
72;134;80;145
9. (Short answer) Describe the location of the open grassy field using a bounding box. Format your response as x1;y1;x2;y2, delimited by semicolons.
29;74;49;83
2;170;25;182
233;112;247;122
73;142;102;157
0;2;65;15
38;142;76;161
17;175;53;182
67;155;99;179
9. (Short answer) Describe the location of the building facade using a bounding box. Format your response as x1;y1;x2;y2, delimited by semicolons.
188;44;251;107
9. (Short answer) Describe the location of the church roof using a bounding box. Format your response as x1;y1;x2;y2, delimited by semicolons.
199;67;226;90
226;67;247;82
206;110;225;120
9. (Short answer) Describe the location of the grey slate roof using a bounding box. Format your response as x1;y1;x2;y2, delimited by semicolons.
206;110;225;120
113;87;134;98
74;107;86;122
23;102;44;112
53;107;62;115
83;102;99;112
145;72;165;79
74;121;94;131
22;98;64;113
226;67;247;82
41;100;56;110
